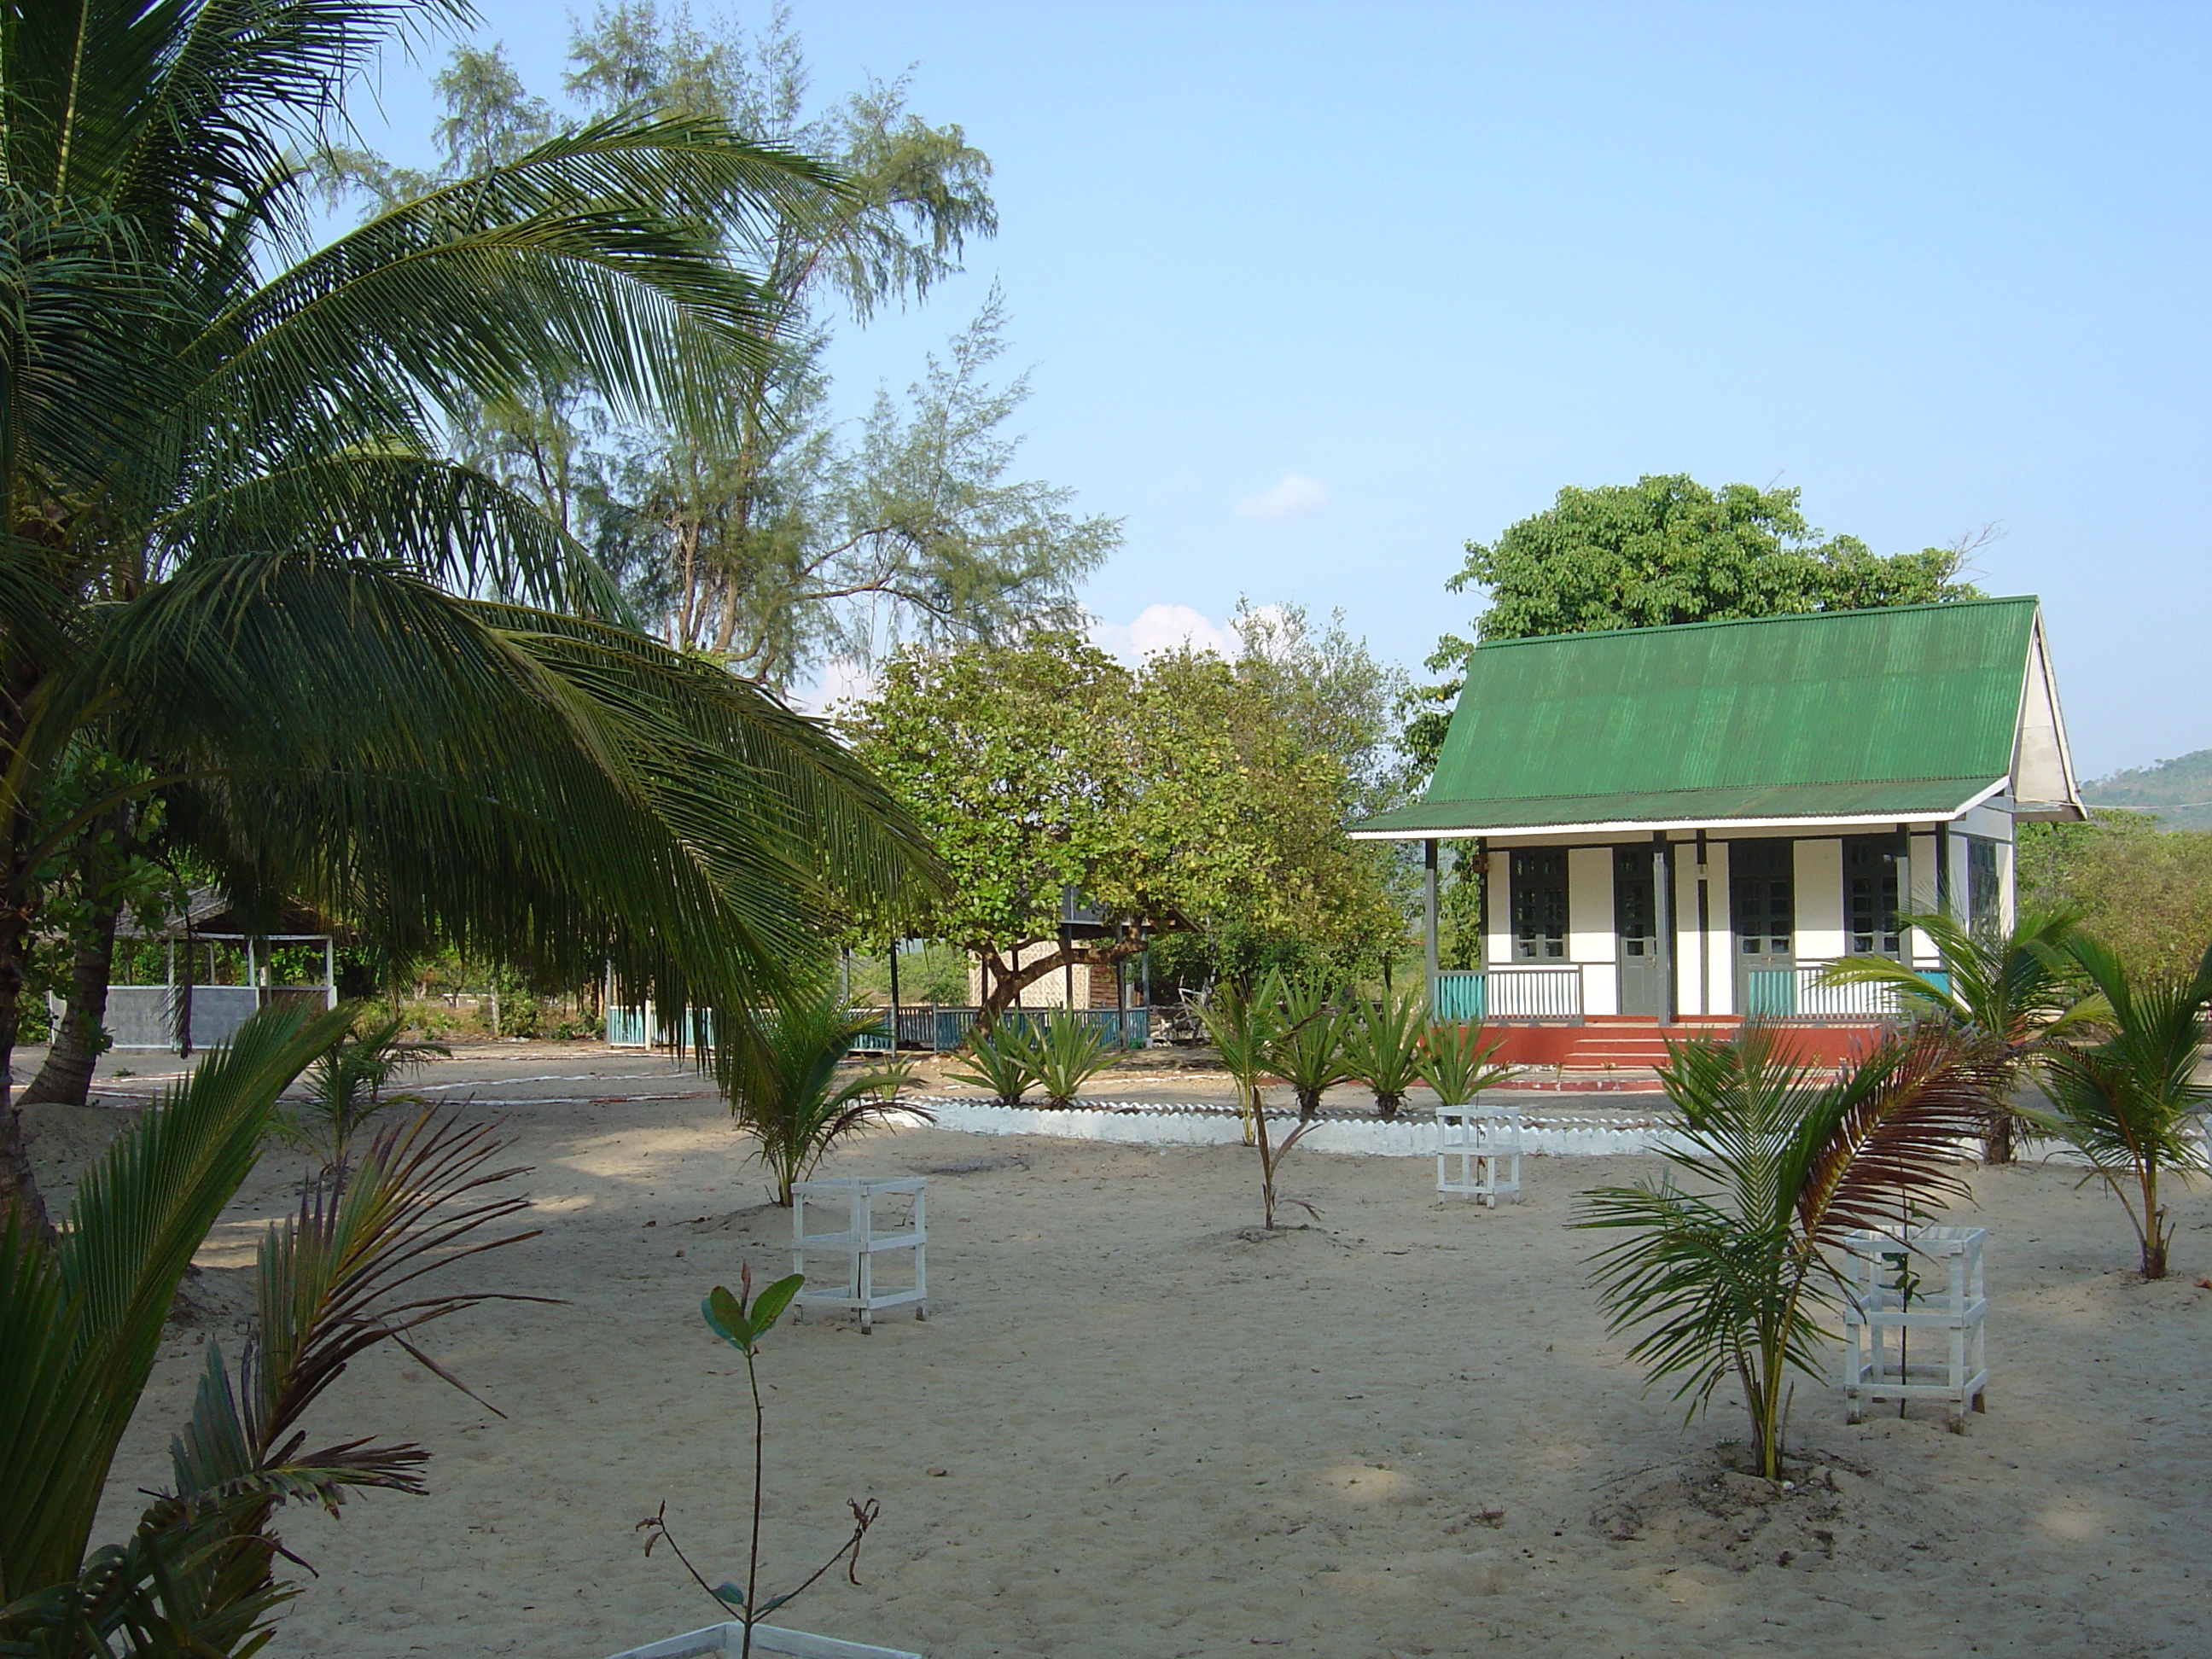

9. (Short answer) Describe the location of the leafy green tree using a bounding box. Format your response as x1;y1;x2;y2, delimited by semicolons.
1403;476;1984;772
841;633;1400;1018
341;8;1114;691
2017;811;2212;978
0;0;934;1230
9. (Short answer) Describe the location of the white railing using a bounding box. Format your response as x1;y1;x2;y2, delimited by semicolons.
1794;969;1905;1019
1485;966;1583;1020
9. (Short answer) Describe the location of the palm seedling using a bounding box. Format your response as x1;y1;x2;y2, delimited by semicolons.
1266;976;1353;1120
2019;937;2212;1279
946;1020;1042;1106
1576;1022;2003;1479
1819;905;2104;1161
726;990;928;1206
1030;1010;1115;1108
274;1010;450;1174
1342;990;1430;1119
0;1005;540;1656
1416;1021;1521;1106
1192;975;1281;1146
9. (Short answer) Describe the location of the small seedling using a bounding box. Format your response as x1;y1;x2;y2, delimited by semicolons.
640;1265;880;1659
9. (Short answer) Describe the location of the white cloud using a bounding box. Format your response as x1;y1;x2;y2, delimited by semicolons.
789;657;876;715
1234;472;1330;521
1091;603;1238;663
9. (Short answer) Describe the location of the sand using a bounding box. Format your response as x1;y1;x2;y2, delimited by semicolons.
33;1044;2212;1658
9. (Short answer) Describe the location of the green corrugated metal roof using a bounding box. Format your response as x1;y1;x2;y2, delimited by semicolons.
1357;598;2039;837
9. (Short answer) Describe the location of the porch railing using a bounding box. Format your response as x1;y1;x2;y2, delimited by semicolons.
1432;968;1583;1022
1746;964;1955;1021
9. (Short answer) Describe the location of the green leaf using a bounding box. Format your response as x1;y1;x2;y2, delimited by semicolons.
702;1286;752;1351
712;1581;746;1607
747;1273;805;1338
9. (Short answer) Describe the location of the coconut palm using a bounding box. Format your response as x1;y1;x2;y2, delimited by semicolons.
1192;975;1281;1146
0;1004;542;1655
1577;1022;2003;1479
0;0;940;1229
2020;937;2212;1280
727;988;926;1205
273;1010;450;1173
1819;905;2104;1161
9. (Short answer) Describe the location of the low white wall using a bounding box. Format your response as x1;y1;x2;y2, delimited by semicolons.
905;1097;1690;1157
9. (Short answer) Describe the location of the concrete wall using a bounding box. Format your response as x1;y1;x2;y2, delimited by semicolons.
1566;847;1617;1016
1793;839;1847;960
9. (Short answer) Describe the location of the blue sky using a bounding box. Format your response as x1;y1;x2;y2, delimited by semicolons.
352;2;2211;778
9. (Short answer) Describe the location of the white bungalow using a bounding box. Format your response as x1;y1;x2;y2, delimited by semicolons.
1350;597;2082;1065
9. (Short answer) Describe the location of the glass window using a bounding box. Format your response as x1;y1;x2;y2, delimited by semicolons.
1729;841;1794;957
1967;838;2001;935
1511;849;1568;960
1843;835;1902;958
1614;845;1657;956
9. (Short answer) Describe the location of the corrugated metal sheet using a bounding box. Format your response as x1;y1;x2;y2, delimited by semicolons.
1360;598;2037;836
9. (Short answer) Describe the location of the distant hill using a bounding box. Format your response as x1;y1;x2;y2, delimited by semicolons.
2081;748;2212;830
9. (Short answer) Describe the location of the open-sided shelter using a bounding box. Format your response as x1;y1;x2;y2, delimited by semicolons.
1353;597;2082;1065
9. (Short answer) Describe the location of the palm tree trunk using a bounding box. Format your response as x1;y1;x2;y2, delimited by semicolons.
21;893;122;1107
0;890;54;1236
2140;1167;2167;1279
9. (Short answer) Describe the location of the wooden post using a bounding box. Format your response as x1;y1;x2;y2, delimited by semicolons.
1423;839;1440;1006
323;936;337;1013
888;939;902;1050
1654;831;1676;1026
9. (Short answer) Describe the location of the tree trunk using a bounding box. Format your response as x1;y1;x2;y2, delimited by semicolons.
0;892;53;1236
21;893;122;1107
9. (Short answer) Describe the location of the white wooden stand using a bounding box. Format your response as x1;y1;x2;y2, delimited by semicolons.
1435;1106;1522;1206
790;1177;926;1334
606;1620;920;1658
1841;1225;1988;1428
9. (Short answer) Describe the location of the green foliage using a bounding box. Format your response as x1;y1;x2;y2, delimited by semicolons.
1342;991;1429;1118
1192;976;1280;1146
1403;476;1982;773
842;633;1400;1009
2017;812;2212;978
1029;1012;1113;1108
1577;1024;2002;1479
0;1010;530;1656
1817;905;2104;1161
1415;1022;1519;1106
2020;938;2212;1279
1265;978;1353;1119
946;1023;1039;1106
0;0;942;1227
273;1011;451;1173
726;990;922;1205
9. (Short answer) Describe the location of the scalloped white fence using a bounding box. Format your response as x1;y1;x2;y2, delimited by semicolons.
901;1096;1692;1158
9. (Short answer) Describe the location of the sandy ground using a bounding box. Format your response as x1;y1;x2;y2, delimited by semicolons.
23;1042;2212;1658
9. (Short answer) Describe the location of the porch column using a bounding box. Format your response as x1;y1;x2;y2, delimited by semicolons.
1423;839;1440;1005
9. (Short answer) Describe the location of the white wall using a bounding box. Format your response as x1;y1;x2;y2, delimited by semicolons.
1568;846;1617;1014
1908;834;1942;966
1794;840;1846;961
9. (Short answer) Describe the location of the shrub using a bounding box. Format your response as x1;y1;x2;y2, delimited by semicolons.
1417;1021;1517;1105
1342;990;1428;1118
946;1021;1039;1105
1266;976;1352;1119
1030;1011;1113;1107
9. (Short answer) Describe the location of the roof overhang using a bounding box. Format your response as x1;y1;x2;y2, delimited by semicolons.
1350;777;2011;842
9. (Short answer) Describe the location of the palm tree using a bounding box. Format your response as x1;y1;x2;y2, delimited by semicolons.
0;0;939;1228
1819;906;2104;1162
274;1009;450;1173
2022;938;2212;1280
727;987;924;1205
0;1005;542;1654
1578;1022;2003;1480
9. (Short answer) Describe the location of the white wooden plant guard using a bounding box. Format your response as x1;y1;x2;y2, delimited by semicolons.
604;1620;921;1658
790;1177;926;1333
1435;1105;1522;1207
1840;1225;1988;1428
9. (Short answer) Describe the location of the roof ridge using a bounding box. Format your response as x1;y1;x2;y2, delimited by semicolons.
1472;594;2039;651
